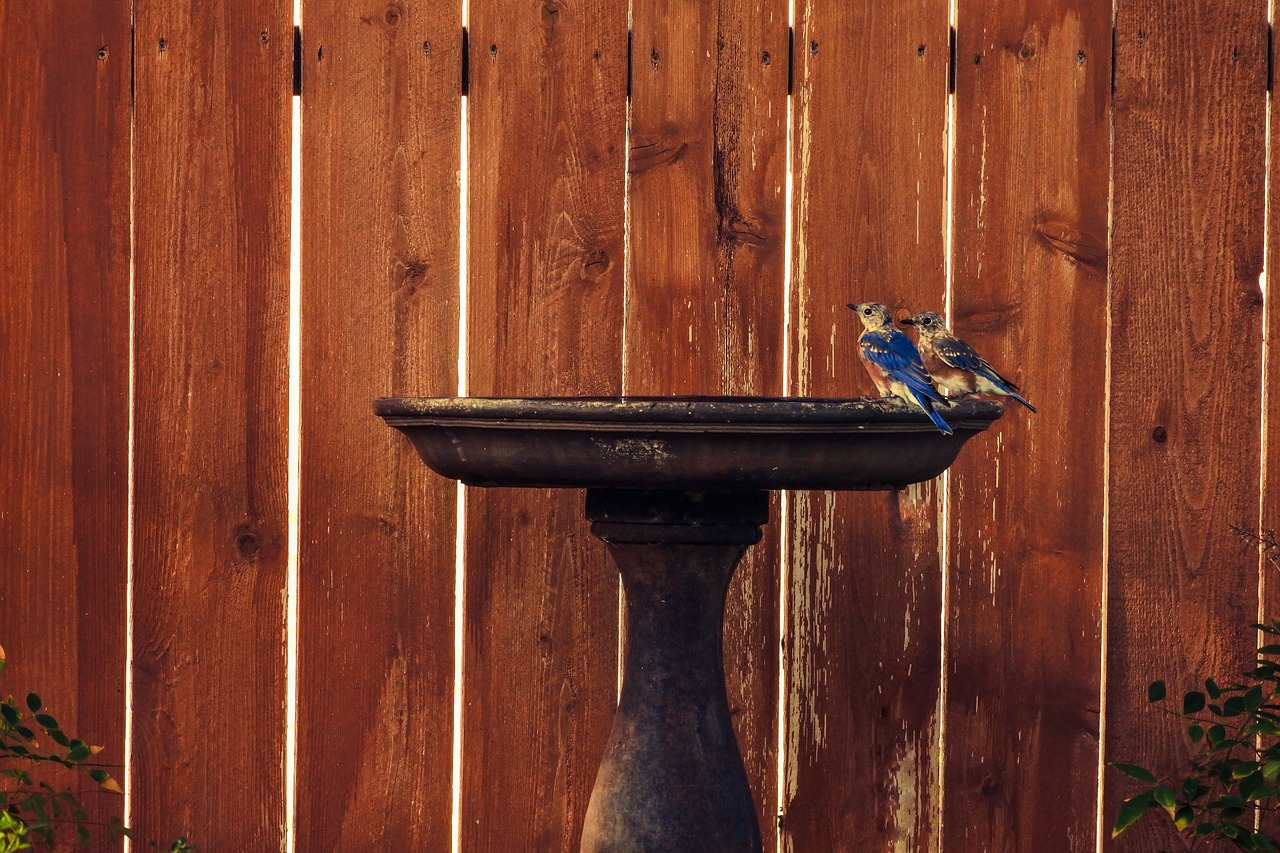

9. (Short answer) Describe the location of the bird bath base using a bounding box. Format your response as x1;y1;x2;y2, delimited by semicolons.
374;396;1003;852
581;488;767;853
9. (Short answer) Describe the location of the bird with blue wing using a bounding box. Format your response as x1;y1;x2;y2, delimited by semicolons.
901;310;1036;412
847;302;953;435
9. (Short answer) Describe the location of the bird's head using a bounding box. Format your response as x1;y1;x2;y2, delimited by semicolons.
901;310;948;339
847;302;894;331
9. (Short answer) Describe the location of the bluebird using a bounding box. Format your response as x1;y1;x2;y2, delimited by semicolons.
847;302;953;435
901;311;1036;412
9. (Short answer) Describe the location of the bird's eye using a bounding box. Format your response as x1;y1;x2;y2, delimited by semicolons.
863;308;872;316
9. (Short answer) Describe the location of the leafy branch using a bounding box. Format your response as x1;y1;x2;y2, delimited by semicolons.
1109;528;1280;850
0;644;191;851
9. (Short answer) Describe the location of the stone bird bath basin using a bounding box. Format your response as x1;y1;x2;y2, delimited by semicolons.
374;396;1003;852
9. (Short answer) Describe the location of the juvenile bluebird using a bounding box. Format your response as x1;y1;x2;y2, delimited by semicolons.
847;302;953;435
901;311;1036;412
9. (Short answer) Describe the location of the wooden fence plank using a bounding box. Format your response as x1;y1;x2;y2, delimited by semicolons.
463;2;627;849
1266;0;1280;660
1261;18;1280;843
131;0;293;846
943;4;1111;851
1105;2;1268;850
627;2;789;844
783;3;950;849
0;1;130;848
297;1;461;849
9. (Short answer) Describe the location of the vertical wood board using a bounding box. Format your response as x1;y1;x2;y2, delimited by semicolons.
297;0;462;849
463;2;628;849
131;0;293;845
783;2;951;849
1105;1;1268;849
944;2;1111;850
0;1;131;847
627;1;790;843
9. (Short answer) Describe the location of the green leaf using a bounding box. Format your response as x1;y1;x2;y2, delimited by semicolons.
1240;771;1266;800
1153;784;1177;815
1149;681;1167;703
46;729;69;748
1111;762;1157;783
1112;792;1155;837
1223;696;1247;717
67;744;91;761
22;695;39;714
1260;644;1280;654
88;769;109;784
1207;678;1222;699
33;714;58;731
1233;761;1261;780
1;704;20;726
1184;692;1207;714
1208;724;1227;747
1189;723;1205;743
1246;684;1265;711
1174;805;1194;831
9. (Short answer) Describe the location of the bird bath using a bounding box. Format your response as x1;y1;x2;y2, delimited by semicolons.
374;396;1003;852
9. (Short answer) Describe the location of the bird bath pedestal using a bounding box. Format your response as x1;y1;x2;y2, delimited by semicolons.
374;396;1002;853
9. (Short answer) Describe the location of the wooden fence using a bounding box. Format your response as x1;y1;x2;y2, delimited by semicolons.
2;0;1275;850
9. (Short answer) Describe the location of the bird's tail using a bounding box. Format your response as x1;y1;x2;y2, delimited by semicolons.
911;390;954;435
980;368;1037;413
1009;391;1036;413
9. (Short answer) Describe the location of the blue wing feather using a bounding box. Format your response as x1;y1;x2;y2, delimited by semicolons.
861;330;945;404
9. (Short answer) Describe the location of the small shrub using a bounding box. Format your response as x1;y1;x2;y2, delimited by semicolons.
1111;527;1280;850
0;643;190;851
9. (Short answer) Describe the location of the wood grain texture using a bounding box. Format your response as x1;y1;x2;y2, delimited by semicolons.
1266;0;1280;650
131;0;292;846
0;1;130;848
627;2;789;843
463;1;627;849
1263;40;1280;843
1105;1;1268;850
297;1;461;849
783;2;950;849
944;3;1110;850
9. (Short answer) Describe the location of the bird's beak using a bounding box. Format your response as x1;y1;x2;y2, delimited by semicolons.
846;303;858;311
900;317;916;326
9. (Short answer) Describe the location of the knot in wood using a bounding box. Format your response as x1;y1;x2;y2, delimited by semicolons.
233;525;261;559
1033;220;1106;267
720;215;767;247
582;250;610;278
